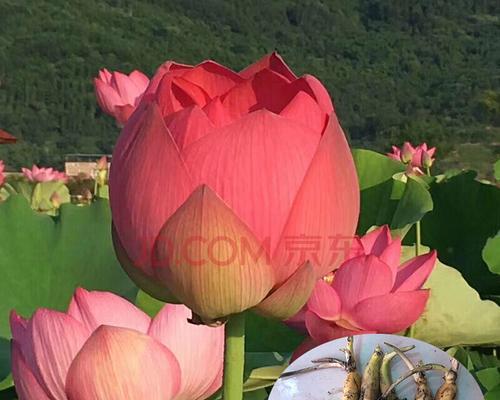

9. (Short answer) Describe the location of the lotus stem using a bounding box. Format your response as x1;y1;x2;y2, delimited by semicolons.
223;312;246;400
415;221;421;256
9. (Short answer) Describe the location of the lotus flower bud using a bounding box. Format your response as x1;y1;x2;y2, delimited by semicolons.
401;142;415;164
110;53;360;322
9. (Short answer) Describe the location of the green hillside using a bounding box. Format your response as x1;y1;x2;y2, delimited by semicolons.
0;0;499;173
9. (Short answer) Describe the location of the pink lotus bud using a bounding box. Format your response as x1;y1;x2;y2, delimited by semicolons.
401;142;416;164
10;289;224;400
109;53;360;322
94;69;150;125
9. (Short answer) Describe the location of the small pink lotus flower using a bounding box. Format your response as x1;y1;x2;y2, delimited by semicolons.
21;165;68;183
293;225;436;350
94;68;150;125
387;142;436;170
10;288;223;400
0;160;5;187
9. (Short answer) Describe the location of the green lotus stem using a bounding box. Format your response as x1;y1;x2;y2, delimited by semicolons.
415;221;421;256
223;313;246;400
426;167;431;176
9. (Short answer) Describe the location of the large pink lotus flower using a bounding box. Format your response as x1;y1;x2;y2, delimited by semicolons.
387;142;436;170
94;68;150;125
109;53;360;322
0;160;5;186
21;165;68;183
291;225;436;351
10;288;223;400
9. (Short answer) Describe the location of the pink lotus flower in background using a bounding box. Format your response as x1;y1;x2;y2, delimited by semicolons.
0;160;5;186
11;288;223;400
21;165;68;183
94;68;150;125
291;225;436;352
387;142;436;170
110;53;360;322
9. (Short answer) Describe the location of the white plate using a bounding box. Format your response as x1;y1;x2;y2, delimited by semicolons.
269;334;483;400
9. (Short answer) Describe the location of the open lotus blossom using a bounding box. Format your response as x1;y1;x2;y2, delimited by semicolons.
0;160;5;187
94;68;150;125
21;165;68;183
388;142;436;171
290;225;437;354
110;53;360;322
10;288;223;400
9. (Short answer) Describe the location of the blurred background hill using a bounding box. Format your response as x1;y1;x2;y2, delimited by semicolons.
0;0;499;177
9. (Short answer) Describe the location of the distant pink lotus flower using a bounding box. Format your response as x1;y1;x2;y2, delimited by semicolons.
387;142;436;170
10;288;223;400
291;226;436;352
0;160;5;186
21;165;68;183
94;68;150;125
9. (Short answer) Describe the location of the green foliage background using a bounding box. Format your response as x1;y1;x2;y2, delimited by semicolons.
0;0;499;174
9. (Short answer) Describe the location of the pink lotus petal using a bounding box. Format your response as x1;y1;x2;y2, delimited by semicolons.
149;304;224;399
304;311;337;343
280;91;327;134
359;225;392;256
202;97;234;127
183;109;319;253
164;105;215;150
332;255;393;312
351;290;430;332
98;68;112;84
254;261;316;320
221;69;291;117
272;114;360;282
65;326;181;400
30;309;90;399
144;61;193;97
153;185;275;320
67;288;151;333
285;308;307;333
94;78;124;114
198;363;223;400
11;341;50;400
112;71;143;105
155;75;210;116
10;311;28;344
181;60;243;99
239;52;297;82
129;70;150;92
288;74;334;114
114;104;135;125
110;102;195;272
379;237;403;281
307;280;341;321
305;312;366;344
393;250;437;292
